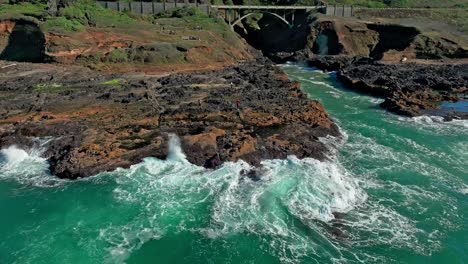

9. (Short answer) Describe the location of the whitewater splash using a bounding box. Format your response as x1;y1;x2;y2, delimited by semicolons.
0;138;64;187
0;133;367;263
0;145;31;169
166;133;188;162
100;134;367;263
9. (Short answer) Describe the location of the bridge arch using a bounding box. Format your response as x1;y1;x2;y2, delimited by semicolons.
230;11;291;30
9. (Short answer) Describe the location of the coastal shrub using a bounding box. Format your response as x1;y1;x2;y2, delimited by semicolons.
128;42;184;64
155;6;206;19
106;49;129;63
76;53;103;64
42;16;85;32
60;5;87;23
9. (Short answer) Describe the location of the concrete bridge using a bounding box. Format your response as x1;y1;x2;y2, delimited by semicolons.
97;1;356;28
211;5;326;29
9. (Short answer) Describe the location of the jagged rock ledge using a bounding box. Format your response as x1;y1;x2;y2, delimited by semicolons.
306;56;468;120
0;58;340;179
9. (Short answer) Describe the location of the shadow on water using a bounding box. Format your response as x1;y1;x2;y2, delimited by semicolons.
0;20;47;62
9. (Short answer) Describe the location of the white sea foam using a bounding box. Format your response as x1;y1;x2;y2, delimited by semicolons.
326;90;342;98
367;97;385;104
166;133;187;162
96;134;370;263
0;145;31;169
309;81;339;90
0;139;63;187
395;115;468;132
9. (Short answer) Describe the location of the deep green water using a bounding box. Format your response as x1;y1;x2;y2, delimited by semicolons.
0;64;467;264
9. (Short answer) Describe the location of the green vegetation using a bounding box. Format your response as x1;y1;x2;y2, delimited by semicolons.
35;83;64;92
155;5;207;19
102;79;123;85
102;78;125;89
42;16;85;32
106;49;129;63
0;2;246;66
51;0;144;31
355;8;468;33
0;0;144;33
153;7;242;47
0;2;46;18
59;0;143;28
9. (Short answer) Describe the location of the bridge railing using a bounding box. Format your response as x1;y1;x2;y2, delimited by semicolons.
96;2;466;19
211;5;325;10
324;5;468;18
97;1;211;15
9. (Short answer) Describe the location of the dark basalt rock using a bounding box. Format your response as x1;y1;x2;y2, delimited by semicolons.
0;59;340;179
308;56;468;119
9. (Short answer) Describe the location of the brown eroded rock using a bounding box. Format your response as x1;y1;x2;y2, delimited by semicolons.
0;59;340;178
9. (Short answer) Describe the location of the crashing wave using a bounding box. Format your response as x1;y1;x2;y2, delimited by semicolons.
0;138;64;187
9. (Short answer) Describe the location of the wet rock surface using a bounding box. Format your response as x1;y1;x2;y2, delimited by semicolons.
0;59;339;179
306;56;468;119
338;62;468;119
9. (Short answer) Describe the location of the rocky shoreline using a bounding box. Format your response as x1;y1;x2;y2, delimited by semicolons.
0;58;340;179
306;56;468;120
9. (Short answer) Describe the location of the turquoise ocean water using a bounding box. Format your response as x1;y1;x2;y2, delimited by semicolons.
0;64;467;263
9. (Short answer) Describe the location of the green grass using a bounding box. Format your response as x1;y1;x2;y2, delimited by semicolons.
101;78;125;90
154;9;242;47
56;0;144;30
102;79;123;85
0;0;144;33
423;9;468;32
35;83;64;92
0;2;46;18
355;8;468;33
42;16;85;32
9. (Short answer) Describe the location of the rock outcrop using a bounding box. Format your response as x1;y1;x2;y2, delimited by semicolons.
0;17;256;72
0;59;340;178
267;17;468;63
337;62;467;118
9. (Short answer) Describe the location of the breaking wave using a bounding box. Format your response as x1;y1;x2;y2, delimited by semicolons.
96;134;368;263
393;115;468;133
2;64;467;264
0;138;64;187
